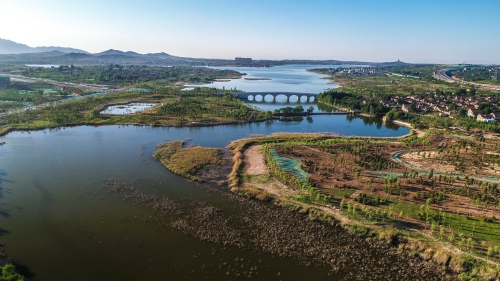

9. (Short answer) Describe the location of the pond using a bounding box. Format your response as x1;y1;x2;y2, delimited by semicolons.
101;103;157;115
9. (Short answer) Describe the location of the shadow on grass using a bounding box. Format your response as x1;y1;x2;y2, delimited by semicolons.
392;220;426;231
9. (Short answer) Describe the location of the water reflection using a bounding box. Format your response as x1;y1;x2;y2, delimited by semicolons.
278;116;304;122
356;115;401;131
187;64;343;93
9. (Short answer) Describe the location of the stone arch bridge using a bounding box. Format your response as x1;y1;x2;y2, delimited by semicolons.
230;92;317;102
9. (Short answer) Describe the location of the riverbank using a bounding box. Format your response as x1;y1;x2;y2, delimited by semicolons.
316;101;419;138
0;247;26;280
0;116;275;137
391;119;425;137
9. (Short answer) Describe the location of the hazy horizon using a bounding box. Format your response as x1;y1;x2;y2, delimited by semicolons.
2;0;500;64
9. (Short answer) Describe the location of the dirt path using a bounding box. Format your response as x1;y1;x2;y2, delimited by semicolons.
243;145;267;175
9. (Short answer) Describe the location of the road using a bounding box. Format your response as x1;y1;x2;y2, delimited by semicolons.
434;68;500;91
433;68;455;83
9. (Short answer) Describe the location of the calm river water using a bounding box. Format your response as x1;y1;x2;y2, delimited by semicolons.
188;64;341;93
0;65;444;281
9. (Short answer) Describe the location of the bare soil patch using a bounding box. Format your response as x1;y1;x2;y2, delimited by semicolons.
243;145;266;175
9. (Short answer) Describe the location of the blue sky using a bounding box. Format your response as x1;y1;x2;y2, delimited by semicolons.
2;0;499;63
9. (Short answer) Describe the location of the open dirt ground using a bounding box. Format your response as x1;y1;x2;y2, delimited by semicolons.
243;145;267;175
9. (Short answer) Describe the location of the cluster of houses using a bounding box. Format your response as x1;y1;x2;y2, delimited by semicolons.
377;93;500;123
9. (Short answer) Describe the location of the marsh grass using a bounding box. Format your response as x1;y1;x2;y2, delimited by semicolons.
153;140;224;182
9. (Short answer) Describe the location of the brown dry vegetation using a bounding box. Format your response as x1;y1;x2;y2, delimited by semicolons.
153;140;229;182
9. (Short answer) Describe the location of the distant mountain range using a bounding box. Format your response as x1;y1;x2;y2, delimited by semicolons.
0;38;88;54
0;38;407;67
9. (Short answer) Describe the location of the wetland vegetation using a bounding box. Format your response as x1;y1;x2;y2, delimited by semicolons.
0;86;272;136
226;131;500;280
152;140;230;183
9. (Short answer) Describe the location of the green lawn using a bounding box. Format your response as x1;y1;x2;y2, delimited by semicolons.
323;188;356;198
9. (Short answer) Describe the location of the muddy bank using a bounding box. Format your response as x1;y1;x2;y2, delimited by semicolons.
104;178;450;280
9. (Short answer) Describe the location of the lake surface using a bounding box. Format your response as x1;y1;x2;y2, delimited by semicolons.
188;64;347;93
0;65;444;281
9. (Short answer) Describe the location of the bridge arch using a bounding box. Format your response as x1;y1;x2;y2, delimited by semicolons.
274;93;290;102
288;94;300;102
230;92;317;103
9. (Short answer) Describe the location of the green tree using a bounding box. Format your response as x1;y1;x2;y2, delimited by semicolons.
430;222;436;234
487;247;494;260
448;233;455;243
0;264;25;281
457;108;467;117
385;108;398;119
294;105;304;113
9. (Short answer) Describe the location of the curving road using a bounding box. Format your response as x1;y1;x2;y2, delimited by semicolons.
433;68;455;82
434;68;500;91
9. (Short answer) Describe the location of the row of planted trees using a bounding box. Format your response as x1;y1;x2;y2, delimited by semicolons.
343;184;500;261
341;198;400;222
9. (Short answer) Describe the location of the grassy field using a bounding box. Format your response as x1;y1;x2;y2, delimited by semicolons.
323;187;356;198
152;140;225;182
